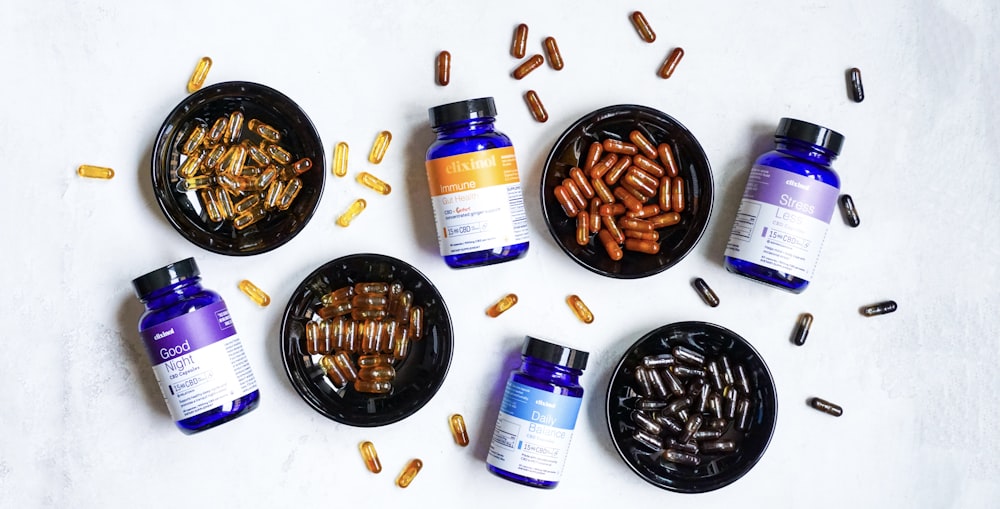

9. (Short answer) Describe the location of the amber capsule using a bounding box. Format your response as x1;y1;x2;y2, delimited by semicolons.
319;355;349;388
357;171;392;195
657;143;680;178
180;175;213;191
199;189;222;222
597;230;624;261
243;143;269;166
355;379;392;394
591;177;614;204
177;150;206;179
357;353;389;368
619;217;654;232
621;179;653;203
657;177;671;212
187;56;212;93
566;294;594;324
237;279;270;306
332;351;358;382
263;180;283;210
588;199;602;233
337;198;366;227
861;300;897;317
671;177;686;212
203;145;226;172
624;239;659;254
583;141;603;172
511;23;528;58
692;277;719;307
393;327;411;359
214;186;235;219
562;178;588;210
276;178;302;210
181;125;207;155
624;168;658;197
289;158;312;176
589;153;618;180
792;312;814;346
232;205;267;230
436;50;451;86
328;142;348;178
263;144;291;165
247;119;281;143
602;139;638;156
602;215;625;244
359;441;382;473
358;364;395;382
847;67;864;102
649;212;681;229
630;11;656;43
449;414;470;447
603;155;632;186
613;187;643;212
219;145;247;176
512;54;544;79
524;90;548;122
553;185;579;217
207;117;227;143
628;130;658;159
658;47;685;79
408;306;424;340
368;130;392;164
809;397;843;417
839;194;861;227
628;204;661;219
543;36;563;70
624;230;658;243
575;212;590;246
487;293;518;317
225;111;244;144
569;167;595;199
353;293;388;311
396;459;423;488
632;154;666;178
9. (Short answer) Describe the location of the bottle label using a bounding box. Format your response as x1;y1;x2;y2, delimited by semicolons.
139;301;258;421
487;380;582;483
724;165;839;281
425;146;530;256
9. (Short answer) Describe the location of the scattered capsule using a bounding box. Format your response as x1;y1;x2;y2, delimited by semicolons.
396;459;423;488
449;414;470;447
524;90;548;123
792;312;814;346
359;441;382;473
861;300;897;317
368;130;392;164
187;56;212;93
238;279;270;306
512;54;544;79
357;171;391;195
486;293;518;317
333;141;349;177
658;47;685;79
630;11;656;43
662;449;701;466
77;165;115;179
511;23;528;58
336;199;367;227
436;50;451;86
691;278;720;307
809;397;843;417
847;67;864;102
566;295;593;324
543;37;563;70
839;194;861;227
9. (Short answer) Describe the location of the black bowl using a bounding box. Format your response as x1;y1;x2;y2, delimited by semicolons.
606;321;777;493
280;254;454;427
151;81;325;256
540;105;713;278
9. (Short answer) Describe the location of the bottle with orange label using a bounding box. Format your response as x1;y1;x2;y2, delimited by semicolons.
425;97;530;268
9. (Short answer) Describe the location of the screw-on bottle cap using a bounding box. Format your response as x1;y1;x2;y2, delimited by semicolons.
428;97;497;128
132;257;200;298
775;118;845;156
522;336;589;370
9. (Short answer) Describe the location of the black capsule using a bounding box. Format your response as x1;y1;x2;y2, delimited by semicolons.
734;363;752;394
706;360;724;390
692;277;720;307
706;417;729;432
792;312;814;346
694;383;711;414
665;439;698;455
642;353;674;368
809;397;844;417
839;194;861;227
633;367;653;397
861;300;897;317
660;366;686;396
692;430;722;441
635;398;668;411
654;412;684;435
646;367;671;398
672;365;706;378
633;430;664;450
735;398;752;431
679;414;704;443
662;448;701;466
719;355;734;386
701;440;737;454
664;397;691;416
631;410;663;436
847;67;864;102
672;346;705;366
709;393;723;419
723;387;739;419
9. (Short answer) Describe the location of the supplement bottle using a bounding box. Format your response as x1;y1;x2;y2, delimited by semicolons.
487;336;588;489
132;258;260;434
724;118;845;293
425;97;530;268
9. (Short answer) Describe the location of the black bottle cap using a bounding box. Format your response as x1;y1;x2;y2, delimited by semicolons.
522;336;589;370
428;97;497;128
775;118;845;156
132;257;200;298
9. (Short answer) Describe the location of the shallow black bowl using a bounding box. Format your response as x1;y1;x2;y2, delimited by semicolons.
606;321;777;493
151;81;325;256
280;254;453;427
540;105;713;278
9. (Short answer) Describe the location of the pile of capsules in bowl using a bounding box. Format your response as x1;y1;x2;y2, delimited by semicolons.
628;345;755;466
302;281;425;394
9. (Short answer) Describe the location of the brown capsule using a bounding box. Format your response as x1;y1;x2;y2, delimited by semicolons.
602;215;625;244
583;141;603;172
619;217;654;232
624;230;658;241
597;230;623;261
449;414;470;446
847;67;864;102
628;130;658;159
630;11;656;43
486;293;518;318
633;430;663;451
631;410;662;436
589;153;619;180
672;346;705;366
645;369;670;398
701;440;737;454
511;23;528;58
736;398;752;431
657;143;680;178
613;187;643;212
553;185;579;217
562;178;588;210
359;441;382;473
663;449;701;466
588;198;602;233
627;204;661;219
576;212;590;246
598;203;626;216
632;154;666;178
692;278;719;307
671;177;686;212
624;238;659;254
649;212;681;229
810;397;843;417
436;51;451;86
544;36;563;70
633;366;654;397
603;155;632;186
620;179;653;203
525;90;548;122
591;176;614;204
658;47;685;79
569;167;595;199
792;312;814;346
512;54;544;79
602;139;638;156
624;168;659;197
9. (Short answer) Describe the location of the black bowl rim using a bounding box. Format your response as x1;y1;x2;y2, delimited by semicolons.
151;80;325;256
604;320;778;493
278;253;454;427
540;104;714;279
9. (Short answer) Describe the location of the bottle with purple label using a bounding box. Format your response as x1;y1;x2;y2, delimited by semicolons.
132;258;260;434
724;118;845;293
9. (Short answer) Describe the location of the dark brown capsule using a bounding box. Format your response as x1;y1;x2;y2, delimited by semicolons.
679;414;704;443
633;366;653;397
671;346;705;366
722;386;739;419
694;383;711;413
706;418;729;432
839;194;861;227
657;47;684;79
436;51;451;86
665;439;698;455
701;440;737;454
630;11;656;43
792;312;814;346
692;278;720;307
511;23;528;58
525;90;548;123
642;353;674;368
735;398;752;431
660;366;686;396
847;67;864;102
861;300;897;317
654;413;684;435
633;430;663;450
810;397;843;417
664;397;691;416
719;355;734;386
646;367;670;398
512;54;544;79
672;365;705;378
635;398;668;411
692;430;722;441
706;360;724;391
543;36;563;70
662;448;701;466
631;410;662;436
735;364;752;394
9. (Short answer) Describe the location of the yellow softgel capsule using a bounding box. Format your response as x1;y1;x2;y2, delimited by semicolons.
264;143;292;165
277;177;303;210
180;175;213;191
77;165;115;179
333;141;349;177
337;198;367;227
181;125;207;155
232;205;267;230
198;189;222;222
359;441;382;474
178;150;206;179
566;294;594;323
368;130;392;164
187;56;212;93
356;171;391;195
449;414;470;447
396;459;423;488
486;293;518;317
247;119;281;143
238;279;271;306
225;111;244;144
207;117;227;143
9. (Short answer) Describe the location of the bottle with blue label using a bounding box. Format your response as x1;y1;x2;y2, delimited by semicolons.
487;336;588;489
724;118;845;293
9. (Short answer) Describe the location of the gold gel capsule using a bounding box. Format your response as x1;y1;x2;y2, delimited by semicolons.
357;171;391;195
204;145;226;171
333;141;349;177
630;11;656;43
524;90;548;123
245;143;270;167
264;180;284;210
77;165;115;179
178;150;206;179
436;50;451;86
232;205;267;230
181;175;213;191
181;125;207;155
319;354;348;388
396;459;423;488
486;293;518;317
658;47;685;79
264;144;292;165
408;306;424;340
354;379;392;394
207;117;227;143
219;145;247;176
277;177;303;210
511;23;528;58
225;111;244;144
337;198;366;227
359;441;382;473
247;119;281;143
449;414;470;447
368;130;392;164
199;189;222;222
239;279;270;306
512;54;544;79
187;56;212;93
214;186;235;220
544;37;563;70
566;295;594;324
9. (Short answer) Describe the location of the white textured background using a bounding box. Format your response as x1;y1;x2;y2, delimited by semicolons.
1;1;997;507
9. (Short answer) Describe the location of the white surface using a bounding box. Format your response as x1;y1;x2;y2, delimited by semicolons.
1;0;998;507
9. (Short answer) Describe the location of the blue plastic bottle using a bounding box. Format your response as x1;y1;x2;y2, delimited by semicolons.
132;258;260;434
487;336;588;489
425;97;530;268
724;118;845;293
